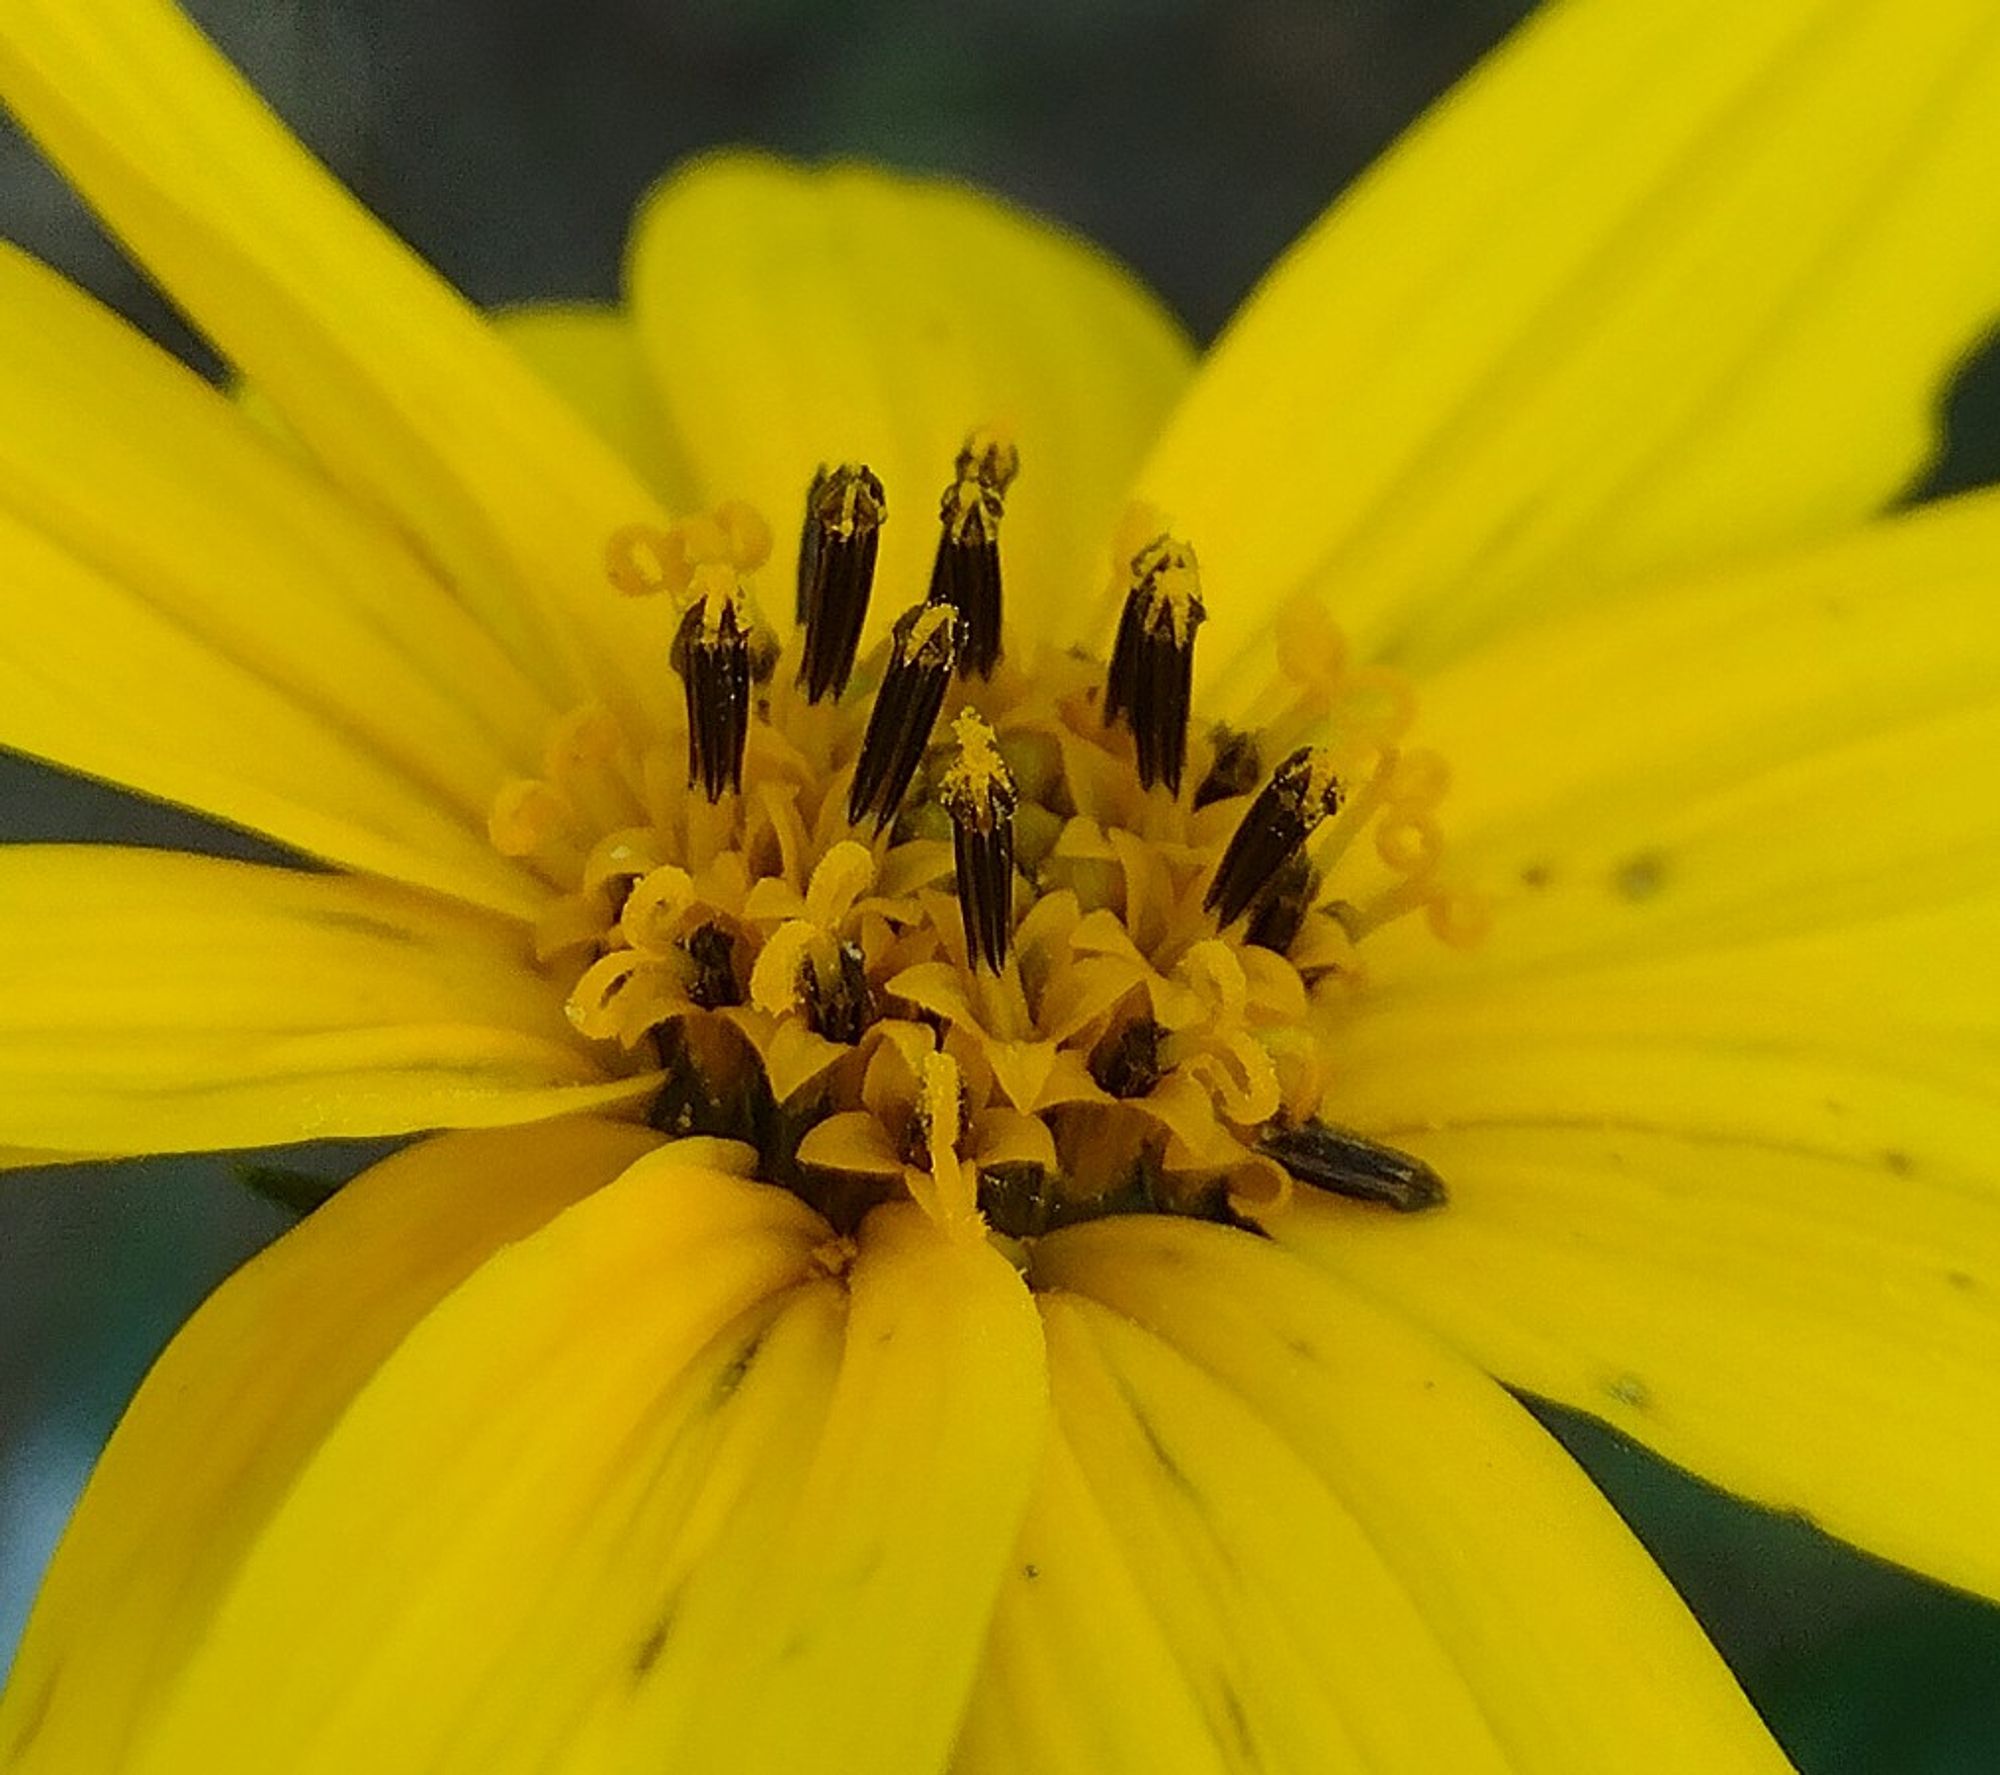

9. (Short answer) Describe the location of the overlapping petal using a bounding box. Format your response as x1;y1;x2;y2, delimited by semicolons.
1367;487;2000;986
0;848;647;1161
1281;1122;2000;1611
954;1219;1793;1774
7;1146;1046;1775
0;243;554;914
564;1204;1047;1775
491;304;699;512
626;153;1194;647
1295;493;2000;1602
0;1118;663;1772
0;0;676;723
1142;0;2000;706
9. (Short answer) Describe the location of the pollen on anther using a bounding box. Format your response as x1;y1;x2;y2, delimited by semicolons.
557;478;1479;1243
1104;534;1204;796
926;430;1017;679
796;463;886;704
939;707;1017;972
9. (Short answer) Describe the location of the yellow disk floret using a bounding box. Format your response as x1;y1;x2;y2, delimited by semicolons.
489;472;1487;1243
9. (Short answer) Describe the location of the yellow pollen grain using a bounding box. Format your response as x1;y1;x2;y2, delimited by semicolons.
942;478;1002;548
957;422;1021;493
817;462;886;538
940;708;1014;825
904;602;957;662
1133;536;1202;612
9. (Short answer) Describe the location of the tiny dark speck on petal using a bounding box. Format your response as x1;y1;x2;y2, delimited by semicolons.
1612;850;1670;901
1946;1269;1979;1293
1129;1400;1198;1499
1519;860;1553;890
631;1606;674;1680
1219;1679;1256;1759
314;910;423;945
1881;1148;1916;1177
1286;1335;1319;1363
1022;1562;1041;1581
709;1327;766;1409
1606;1372;1652;1411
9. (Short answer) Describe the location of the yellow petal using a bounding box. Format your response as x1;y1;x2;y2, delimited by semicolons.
0;501;539;918
0;244;552;914
1142;0;2000;700
102;1151;831;1775
951;1426;1228;1775
1329;497;1999;1182
0;1119;662;1772
1295;495;2000;1598
53;1177;1040;1775
577;1204;1046;1773
1362;490;2000;992
491;302;697;510
0;1145;112;1171
1008;1219;1793;1774
1292;912;2000;1601
626;152;1193;646
0;0;675;720
0;846;645;1159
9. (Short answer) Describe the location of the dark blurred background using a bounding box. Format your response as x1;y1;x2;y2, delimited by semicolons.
3;2;1999;1767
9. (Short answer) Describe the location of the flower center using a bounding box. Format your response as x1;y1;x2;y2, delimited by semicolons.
490;433;1487;1247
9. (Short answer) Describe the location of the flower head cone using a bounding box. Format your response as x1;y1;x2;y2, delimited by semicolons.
2;1;1999;1771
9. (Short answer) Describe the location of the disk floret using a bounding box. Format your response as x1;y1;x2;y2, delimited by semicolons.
492;436;1486;1244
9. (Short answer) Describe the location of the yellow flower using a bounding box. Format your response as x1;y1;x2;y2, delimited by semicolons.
1;0;1997;1770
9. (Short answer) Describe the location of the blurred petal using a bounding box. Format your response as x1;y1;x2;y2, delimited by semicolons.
0;0;676;721
626;152;1193;647
0;847;645;1160
0;243;552;914
0;1119;662;1773
1141;0;2000;702
1009;1220;1794;1775
0;1146;110;1170
492;303;698;510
